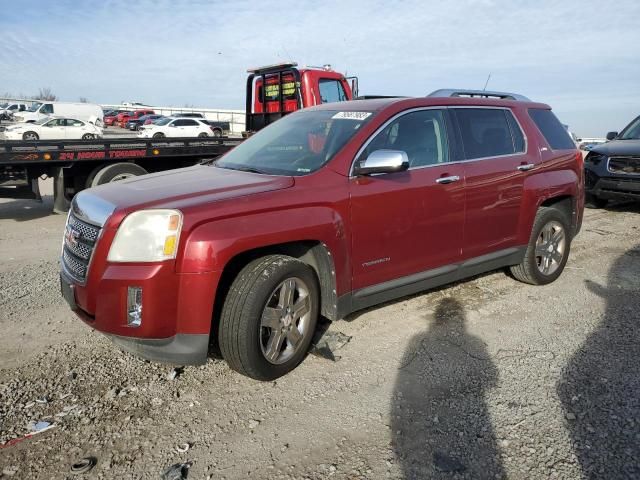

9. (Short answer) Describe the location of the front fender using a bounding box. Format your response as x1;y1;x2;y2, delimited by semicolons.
177;206;351;295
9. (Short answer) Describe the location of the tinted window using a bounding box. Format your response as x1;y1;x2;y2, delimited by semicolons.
528;109;575;150
319;79;348;104
506;111;525;152
455;108;518;159
360;109;449;168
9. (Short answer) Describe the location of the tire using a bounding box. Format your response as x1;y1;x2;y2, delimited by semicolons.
219;255;320;380
198;132;209;138
211;129;222;138
585;193;608;209
510;207;571;285
152;132;165;139
82;134;95;140
89;162;148;187
22;131;39;140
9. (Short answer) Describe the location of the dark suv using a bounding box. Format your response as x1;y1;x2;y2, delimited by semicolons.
60;89;583;380
584;115;640;207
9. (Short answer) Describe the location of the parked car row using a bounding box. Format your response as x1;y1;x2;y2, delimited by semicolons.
102;109;229;136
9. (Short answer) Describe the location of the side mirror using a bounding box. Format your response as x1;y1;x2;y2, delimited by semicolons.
354;149;409;176
169;123;177;127
606;131;618;141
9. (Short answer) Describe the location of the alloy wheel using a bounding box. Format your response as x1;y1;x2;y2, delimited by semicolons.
535;220;566;275
260;277;312;365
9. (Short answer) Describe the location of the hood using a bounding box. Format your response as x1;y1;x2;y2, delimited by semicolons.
84;164;294;214
591;139;640;156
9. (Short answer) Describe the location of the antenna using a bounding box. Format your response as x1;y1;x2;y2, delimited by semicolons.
483;73;492;91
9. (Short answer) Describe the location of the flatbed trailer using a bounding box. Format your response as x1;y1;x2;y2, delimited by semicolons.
0;137;242;212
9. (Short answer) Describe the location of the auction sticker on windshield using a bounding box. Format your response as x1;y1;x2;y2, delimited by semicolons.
332;112;372;120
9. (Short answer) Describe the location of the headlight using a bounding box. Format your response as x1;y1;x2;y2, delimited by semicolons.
584;152;606;165
107;209;183;262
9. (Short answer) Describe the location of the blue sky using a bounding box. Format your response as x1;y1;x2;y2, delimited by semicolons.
1;0;638;137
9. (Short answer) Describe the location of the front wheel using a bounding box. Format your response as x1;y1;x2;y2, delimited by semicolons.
197;132;209;138
219;255;319;380
510;207;571;285
211;129;222;138
152;132;165;139
23;131;39;140
82;134;95;140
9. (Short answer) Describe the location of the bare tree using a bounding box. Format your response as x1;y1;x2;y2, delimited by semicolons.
79;97;89;103
34;87;58;101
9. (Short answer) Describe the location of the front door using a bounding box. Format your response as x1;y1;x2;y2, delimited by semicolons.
40;118;67;140
349;108;465;292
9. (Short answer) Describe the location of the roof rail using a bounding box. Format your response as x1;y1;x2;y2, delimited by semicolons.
427;89;530;102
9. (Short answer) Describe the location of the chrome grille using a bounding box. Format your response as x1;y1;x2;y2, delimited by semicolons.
61;212;101;283
608;156;640;175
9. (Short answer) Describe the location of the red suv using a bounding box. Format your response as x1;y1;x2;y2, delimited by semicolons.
60;90;583;380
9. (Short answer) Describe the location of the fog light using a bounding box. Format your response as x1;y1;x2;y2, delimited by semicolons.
127;286;142;327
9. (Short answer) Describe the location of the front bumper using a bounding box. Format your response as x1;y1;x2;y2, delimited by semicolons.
60;263;219;366
585;169;640;201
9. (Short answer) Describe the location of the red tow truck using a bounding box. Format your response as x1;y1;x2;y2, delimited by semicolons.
0;62;358;213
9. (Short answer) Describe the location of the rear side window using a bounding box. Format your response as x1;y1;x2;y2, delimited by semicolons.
528;109;575;150
454;108;522;159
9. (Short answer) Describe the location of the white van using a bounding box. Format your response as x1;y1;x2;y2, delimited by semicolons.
14;102;104;125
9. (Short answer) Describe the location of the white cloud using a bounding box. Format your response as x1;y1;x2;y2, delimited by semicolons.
1;0;638;136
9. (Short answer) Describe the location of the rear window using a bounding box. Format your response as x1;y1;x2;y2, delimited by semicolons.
528;109;575;150
454;108;523;159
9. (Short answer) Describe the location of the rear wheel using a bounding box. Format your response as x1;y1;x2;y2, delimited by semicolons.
211;129;222;138
88;162;148;187
23;131;39;140
219;255;319;380
198;132;209;138
152;132;165;139
510;207;571;285
585;193;608;209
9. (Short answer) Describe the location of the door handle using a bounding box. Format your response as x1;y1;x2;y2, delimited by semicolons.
517;164;535;171
436;175;460;184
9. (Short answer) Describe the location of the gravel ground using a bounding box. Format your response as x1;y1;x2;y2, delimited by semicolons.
0;181;639;479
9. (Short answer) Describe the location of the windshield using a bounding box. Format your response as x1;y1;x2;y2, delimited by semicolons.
0;103;7;108
27;102;42;112
216;110;374;176
619;116;640;140
155;117;172;126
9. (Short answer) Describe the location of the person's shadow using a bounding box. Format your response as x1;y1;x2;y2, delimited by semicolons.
391;297;504;479
557;244;640;478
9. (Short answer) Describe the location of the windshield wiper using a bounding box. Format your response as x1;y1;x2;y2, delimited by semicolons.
216;164;268;175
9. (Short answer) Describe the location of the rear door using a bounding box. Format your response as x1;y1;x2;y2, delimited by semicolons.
349;108;465;291
63;118;86;139
452;107;533;259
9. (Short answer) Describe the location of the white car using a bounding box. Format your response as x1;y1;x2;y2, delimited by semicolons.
0;102;28;120
137;117;213;138
2;116;103;141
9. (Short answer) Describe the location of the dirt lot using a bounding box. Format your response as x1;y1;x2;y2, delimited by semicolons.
1;180;639;479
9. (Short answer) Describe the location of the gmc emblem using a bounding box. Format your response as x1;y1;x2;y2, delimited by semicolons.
65;226;81;248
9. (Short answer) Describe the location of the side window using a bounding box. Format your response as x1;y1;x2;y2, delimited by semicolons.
454;108;517;159
505;110;525;152
19;105;26;111
183;119;198;126
318;79;347;104
65;119;84;127
360;109;449;168
528;109;575;150
173;120;186;127
41;104;54;114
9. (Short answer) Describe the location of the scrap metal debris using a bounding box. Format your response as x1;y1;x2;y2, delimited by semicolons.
70;457;97;475
309;320;352;361
162;461;192;480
